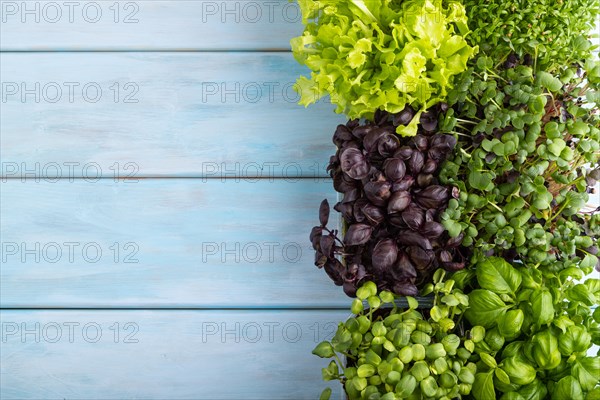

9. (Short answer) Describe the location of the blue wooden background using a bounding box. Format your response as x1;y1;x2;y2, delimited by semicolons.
2;3;598;399
0;1;350;398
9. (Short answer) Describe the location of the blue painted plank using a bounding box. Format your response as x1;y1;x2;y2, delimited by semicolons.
0;179;349;308
0;309;347;399
0;52;342;178
0;0;303;51
5;310;589;399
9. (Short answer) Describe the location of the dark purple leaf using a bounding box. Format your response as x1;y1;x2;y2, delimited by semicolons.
420;110;438;132
417;174;434;187
344;263;359;282
361;203;385;226
586;176;597;187
364;180;392;207
332;258;345;273
319;199;330;227
342;141;360;150
324;260;344;286
394;146;413;160
504;170;520;184
388;191;411;214
442;262;466;272
310;226;323;249
402;205;424;230
388;213;407;228
343;282;358;297
333;171;357;193
377;134;400;157
422;160;437;174
504;53;519;69
344;224;373;246
340;148;370;180
368;169;386;183
352;125;373;140
392;282;419;297
585;246;598;255
372;239;398;272
355;264;367;281
427;148;443;162
452;187;460;199
440;250;453;263
397;230;433;250
413;135;429;152
363;128;389;153
391;252;417;281
334;201;354;222
320;235;335;258
407;246;434;270
409;151;425;174
384;158;407;181
333;124;353;146
415;185;450;209
316;117;470;298
347;119;359;129
327;155;339;171
430;134;457;154
353;199;369;223
393;176;415;192
446;233;465;248
393;106;415;126
374;109;388;125
315;251;327;268
424;209;436;223
342;188;359;204
421;221;445;239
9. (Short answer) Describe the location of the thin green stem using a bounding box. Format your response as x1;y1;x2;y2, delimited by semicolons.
489;98;502;109
488;201;504;213
456;118;480;125
447;130;473;138
547;199;570;224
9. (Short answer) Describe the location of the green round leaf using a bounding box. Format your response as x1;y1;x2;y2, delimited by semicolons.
319;388;332;400
472;371;495;400
495;368;511;385
480;352;498;369
351;299;364;315
379;290;395;304
313;341;335;358
406;296;419;310
357;364;376;378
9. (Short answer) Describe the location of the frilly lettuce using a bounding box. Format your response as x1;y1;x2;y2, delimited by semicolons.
291;0;478;135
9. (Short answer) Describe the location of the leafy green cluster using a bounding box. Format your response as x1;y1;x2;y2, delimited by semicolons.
452;256;600;400
439;45;600;270
291;0;477;134
305;1;600;398
463;0;599;72
314;278;478;400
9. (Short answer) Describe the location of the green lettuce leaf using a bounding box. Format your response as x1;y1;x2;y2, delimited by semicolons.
291;0;477;128
476;257;522;295
464;289;510;328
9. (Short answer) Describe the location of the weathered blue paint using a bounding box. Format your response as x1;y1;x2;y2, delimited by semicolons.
0;0;303;51
0;310;347;399
2;3;598;397
0;179;348;308
0;1;350;398
0;52;344;178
